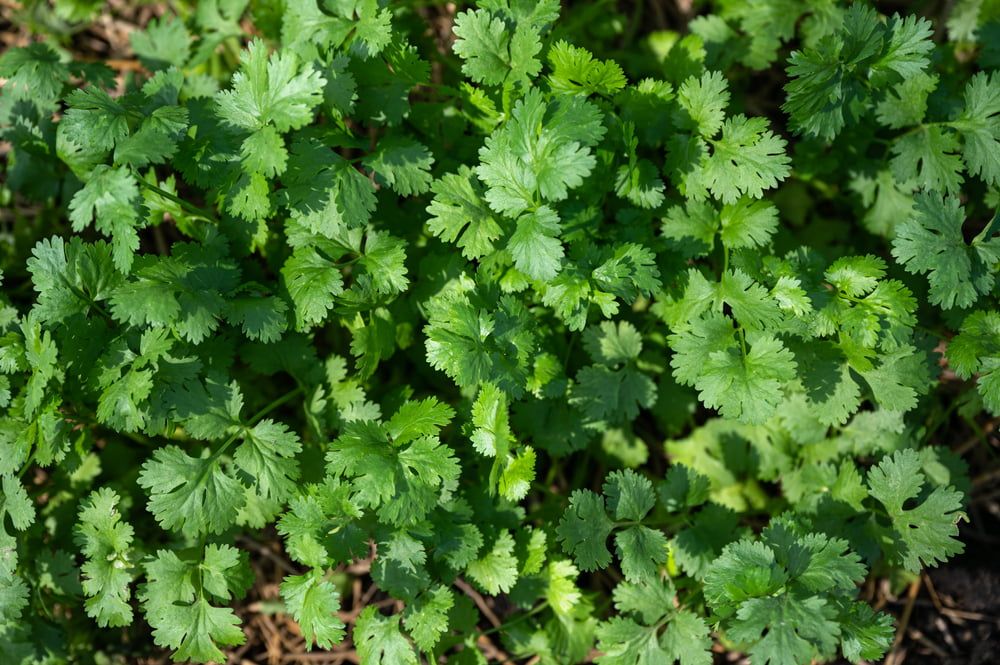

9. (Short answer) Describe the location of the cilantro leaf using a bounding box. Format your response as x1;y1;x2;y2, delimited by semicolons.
676;71;730;138
683;116;791;204
476;89;605;216
363;135;435;196
558;490;614;572
75;489;135;628
354;606;418;665
892;192;1000;310
867;449;966;572
784;5;933;139
704;524;891;665
141;547;250;664
508;205;564;281
215;38;326;132
671;316;796;424
67;165;141;273
426;166;503;260
949;310;1000;414
0;43;69;105
281;247;345;331
1;474;35;532
424;280;536;397
138;446;244;537
281;571;346;650
453;9;542;87
572;321;657;425
956;72;1000;187
471;383;535;501
547;40;627;97
466;530;519;594
403;586;454;652
234;419;301;503
326;402;459;526
27;236;123;324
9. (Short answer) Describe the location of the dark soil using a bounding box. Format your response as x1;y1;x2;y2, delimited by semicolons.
894;524;1000;665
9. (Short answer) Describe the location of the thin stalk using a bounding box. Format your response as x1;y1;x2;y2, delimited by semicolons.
138;179;217;223
479;601;549;637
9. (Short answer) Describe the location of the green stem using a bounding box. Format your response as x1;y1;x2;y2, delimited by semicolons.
190;385;306;491
563;331;578;371
249;385;305;424
18;450;36;479
501;80;513;118
479;601;549;637
138;179;217;222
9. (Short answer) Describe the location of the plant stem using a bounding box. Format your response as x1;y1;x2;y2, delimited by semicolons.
480;601;549;637
138;179;217;222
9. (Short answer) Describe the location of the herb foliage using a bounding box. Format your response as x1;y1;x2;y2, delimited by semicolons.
0;0;992;663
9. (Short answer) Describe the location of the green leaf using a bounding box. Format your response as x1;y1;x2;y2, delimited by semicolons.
18;313;59;419
141;547;249;664
363;136;434;196
839;601;895;662
892;191;1000;310
234;419;302;503
453;9;542;87
890;125;964;193
354;606;418;665
282;247;345;331
573;321;657;424
867;449;966;572
426;166;503;260
68;165;141;272
704;525;888;665
0;43;69;104
130;17;191;71
729;595;839;665
403;586;454;651
783;5;933;139
956;72;1000;187
672;503;743;579
615;526;668;582
498;446;536;502
595;617;666;665
671;317;796;425
282;134;377;235
476;89;605;216
949;310;1000;414
547;40;627;97
466;530;519;594
676;71;730;137
508;205;564;281
659;465;711;513
660;610;713;665
1;474;34;532
28;237;124;323
75;488;134;627
558;490;614;571
215;38;326;132
138;445;244;537
693;115;791;204
281;571;346;650
240;126;288;178
326;404;459;526
603;470;655;521
719;197;779;250
424;281;536;397
469;383;534;501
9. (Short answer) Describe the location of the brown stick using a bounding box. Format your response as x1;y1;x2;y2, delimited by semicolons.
453;577;502;629
886;578;922;665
